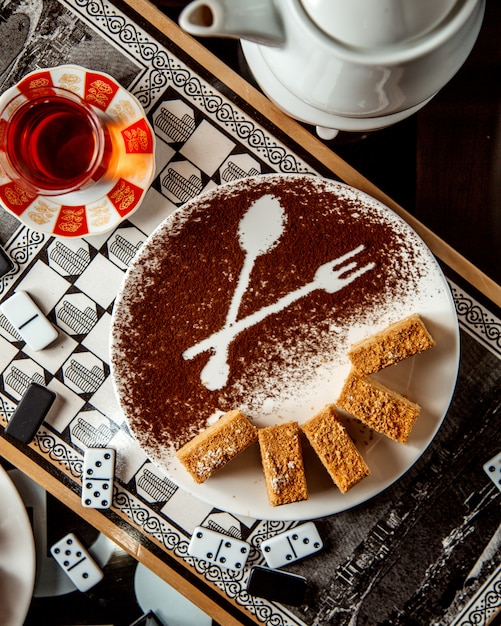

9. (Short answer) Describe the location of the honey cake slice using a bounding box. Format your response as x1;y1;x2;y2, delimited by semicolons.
337;369;420;444
348;313;436;375
258;421;308;506
176;410;258;484
301;404;370;493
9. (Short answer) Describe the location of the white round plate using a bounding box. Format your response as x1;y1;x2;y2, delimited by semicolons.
134;563;212;626
0;65;155;237
110;174;459;520
0;466;36;626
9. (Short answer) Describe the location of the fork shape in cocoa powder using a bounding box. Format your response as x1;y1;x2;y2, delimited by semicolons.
183;239;375;390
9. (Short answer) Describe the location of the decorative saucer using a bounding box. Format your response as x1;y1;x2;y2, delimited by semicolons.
0;65;155;238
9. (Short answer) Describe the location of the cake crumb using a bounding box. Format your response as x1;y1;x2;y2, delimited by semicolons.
348;313;435;374
258;421;308;506
301;404;370;493
337;369;420;444
176;410;257;483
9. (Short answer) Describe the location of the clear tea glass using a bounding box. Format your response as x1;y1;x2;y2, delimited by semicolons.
0;86;112;196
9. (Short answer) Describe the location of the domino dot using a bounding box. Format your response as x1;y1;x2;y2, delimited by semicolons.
260;522;323;569
187;526;251;572
103;483;109;490
85;499;92;505
50;532;104;591
104;453;111;460
87;468;94;475
96;460;102;467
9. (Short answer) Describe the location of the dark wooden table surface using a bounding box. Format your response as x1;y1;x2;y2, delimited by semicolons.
2;2;499;625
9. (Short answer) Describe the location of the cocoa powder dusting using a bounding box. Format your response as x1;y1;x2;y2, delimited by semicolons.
111;175;438;460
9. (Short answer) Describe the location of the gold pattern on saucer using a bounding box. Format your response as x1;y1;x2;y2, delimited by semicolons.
4;100;20;117
28;77;50;89
28;200;58;225
88;200;111;227
58;207;85;233
58;73;82;94
86;80;113;108
4;185;36;207
123;127;149;153
110;100;136;124
110;181;136;211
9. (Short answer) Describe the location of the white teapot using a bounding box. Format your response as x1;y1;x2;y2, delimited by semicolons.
179;0;485;138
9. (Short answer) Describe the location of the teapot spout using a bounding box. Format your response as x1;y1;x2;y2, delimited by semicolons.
179;0;285;46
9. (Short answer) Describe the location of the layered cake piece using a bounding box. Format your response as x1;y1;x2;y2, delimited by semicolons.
337;370;420;444
176;410;258;483
348;313;436;375
258;421;308;506
301;404;370;493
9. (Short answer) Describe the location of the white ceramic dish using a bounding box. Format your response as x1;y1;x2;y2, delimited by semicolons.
181;0;485;135
0;65;155;237
0;466;36;626
134;563;212;625
110;175;459;520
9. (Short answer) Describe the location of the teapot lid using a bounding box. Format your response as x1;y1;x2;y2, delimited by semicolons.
300;0;459;48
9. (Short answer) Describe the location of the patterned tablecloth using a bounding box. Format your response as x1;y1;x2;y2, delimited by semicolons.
0;1;500;625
